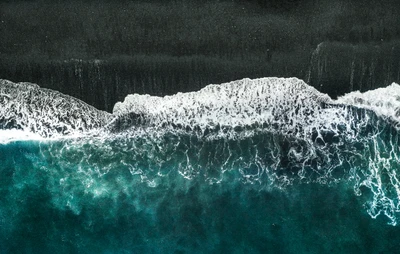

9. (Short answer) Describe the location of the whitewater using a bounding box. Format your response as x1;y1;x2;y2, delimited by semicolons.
1;77;400;253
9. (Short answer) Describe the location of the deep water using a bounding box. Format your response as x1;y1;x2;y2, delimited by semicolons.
2;77;400;253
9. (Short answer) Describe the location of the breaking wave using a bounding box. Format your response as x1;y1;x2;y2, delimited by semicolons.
0;79;112;138
1;77;400;226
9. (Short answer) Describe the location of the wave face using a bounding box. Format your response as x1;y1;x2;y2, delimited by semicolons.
2;77;400;252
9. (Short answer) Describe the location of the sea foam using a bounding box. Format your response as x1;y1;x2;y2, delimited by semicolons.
0;79;112;138
336;83;400;125
2;77;400;139
111;77;341;138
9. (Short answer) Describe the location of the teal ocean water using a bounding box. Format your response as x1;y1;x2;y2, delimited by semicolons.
1;78;400;253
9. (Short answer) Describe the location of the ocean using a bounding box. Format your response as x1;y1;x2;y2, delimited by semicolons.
1;77;400;253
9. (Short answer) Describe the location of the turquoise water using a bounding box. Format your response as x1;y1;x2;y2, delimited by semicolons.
1;122;400;253
2;78;400;253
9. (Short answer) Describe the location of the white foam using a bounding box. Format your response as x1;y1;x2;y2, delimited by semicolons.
112;77;341;138
0;129;44;144
336;83;400;123
0;79;112;138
